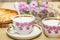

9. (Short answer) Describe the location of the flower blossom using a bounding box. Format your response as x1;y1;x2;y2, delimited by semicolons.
29;1;38;10
19;2;30;12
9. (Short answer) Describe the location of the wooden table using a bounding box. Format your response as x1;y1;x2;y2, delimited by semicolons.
0;28;60;40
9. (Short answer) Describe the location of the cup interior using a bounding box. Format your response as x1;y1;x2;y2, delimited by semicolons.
11;15;35;22
42;17;60;26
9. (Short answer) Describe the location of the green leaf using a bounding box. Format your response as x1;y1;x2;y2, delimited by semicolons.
23;11;30;15
27;0;32;4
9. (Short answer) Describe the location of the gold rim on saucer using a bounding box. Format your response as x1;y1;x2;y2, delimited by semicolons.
6;23;42;40
7;23;42;33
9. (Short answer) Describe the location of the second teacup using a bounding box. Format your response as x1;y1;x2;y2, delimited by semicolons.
42;17;60;37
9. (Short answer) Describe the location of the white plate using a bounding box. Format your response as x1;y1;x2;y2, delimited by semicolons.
6;24;42;40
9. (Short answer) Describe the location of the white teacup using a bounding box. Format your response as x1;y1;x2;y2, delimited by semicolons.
11;15;35;35
42;17;60;37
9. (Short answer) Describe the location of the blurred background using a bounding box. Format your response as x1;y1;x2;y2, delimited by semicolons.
0;0;60;2
0;0;60;10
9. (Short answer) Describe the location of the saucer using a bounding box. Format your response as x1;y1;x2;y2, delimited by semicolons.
6;24;42;40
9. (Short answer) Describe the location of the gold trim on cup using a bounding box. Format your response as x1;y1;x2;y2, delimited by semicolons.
42;17;60;21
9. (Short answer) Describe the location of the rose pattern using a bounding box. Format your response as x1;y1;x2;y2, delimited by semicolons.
16;21;34;30
43;24;60;34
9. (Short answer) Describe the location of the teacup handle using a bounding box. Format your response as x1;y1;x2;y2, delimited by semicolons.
10;15;21;21
10;15;19;22
7;24;19;34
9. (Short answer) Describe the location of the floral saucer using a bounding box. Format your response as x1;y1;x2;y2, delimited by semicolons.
6;24;42;40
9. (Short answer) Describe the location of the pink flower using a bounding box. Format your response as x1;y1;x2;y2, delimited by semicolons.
47;30;51;33
18;2;27;11
57;26;60;30
54;29;58;33
44;25;49;29
16;22;20;26
40;2;48;10
19;27;23;30
30;1;38;7
26;27;29;30
52;26;56;30
29;1;38;9
23;5;30;12
15;2;30;12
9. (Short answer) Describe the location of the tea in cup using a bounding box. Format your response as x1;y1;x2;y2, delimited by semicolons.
11;15;35;35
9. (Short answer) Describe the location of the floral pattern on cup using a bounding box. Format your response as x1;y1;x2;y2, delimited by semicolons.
16;21;35;30
43;24;60;34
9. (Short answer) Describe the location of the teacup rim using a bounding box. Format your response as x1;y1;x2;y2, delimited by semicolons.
42;17;60;21
14;14;34;18
42;17;60;26
11;14;35;21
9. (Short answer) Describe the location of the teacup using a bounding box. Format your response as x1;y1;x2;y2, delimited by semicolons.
11;14;35;35
42;17;60;37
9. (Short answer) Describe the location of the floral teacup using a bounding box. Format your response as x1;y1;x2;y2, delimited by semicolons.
42;17;60;37
11;14;35;35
